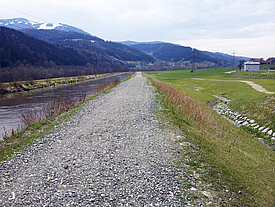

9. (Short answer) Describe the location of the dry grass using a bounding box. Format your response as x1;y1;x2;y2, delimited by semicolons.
145;73;275;206
19;93;87;127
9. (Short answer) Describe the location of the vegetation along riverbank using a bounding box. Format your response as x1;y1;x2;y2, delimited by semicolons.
0;72;121;94
0;73;134;161
144;68;275;206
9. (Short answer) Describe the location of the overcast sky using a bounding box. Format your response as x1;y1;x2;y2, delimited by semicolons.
1;0;275;58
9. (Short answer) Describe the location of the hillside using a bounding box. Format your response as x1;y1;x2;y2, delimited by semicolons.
124;42;250;67
1;18;155;64
0;27;129;82
22;29;155;63
0;27;86;68
0;18;91;36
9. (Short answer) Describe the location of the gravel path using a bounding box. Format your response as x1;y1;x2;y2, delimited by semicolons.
0;72;184;206
193;78;275;94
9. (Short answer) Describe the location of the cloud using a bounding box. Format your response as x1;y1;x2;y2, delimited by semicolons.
1;0;274;57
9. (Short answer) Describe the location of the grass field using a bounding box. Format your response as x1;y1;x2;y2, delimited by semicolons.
146;67;275;130
145;68;275;206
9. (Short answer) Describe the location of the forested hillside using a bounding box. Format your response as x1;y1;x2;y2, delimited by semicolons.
0;27;86;68
127;42;249;67
22;29;155;62
0;27;128;82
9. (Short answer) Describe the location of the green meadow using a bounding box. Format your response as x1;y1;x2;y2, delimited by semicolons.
147;67;275;129
145;68;275;206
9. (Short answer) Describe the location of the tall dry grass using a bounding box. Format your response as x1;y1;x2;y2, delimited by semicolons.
19;79;121;129
145;73;275;206
19;93;87;127
150;75;220;132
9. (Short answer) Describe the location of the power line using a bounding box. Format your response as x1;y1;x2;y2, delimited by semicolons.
191;49;196;73
0;2;129;40
232;50;236;69
0;3;48;23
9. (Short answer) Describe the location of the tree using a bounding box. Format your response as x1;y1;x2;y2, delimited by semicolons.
238;60;245;71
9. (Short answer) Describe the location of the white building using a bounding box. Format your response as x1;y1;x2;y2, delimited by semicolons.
244;62;260;71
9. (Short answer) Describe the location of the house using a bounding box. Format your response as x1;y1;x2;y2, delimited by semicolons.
267;57;275;64
244;61;260;71
249;58;263;63
249;58;272;64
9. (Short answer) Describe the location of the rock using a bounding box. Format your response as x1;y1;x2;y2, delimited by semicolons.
262;128;270;133
238;121;244;124
202;191;212;198
250;120;255;124
267;130;273;136
258;127;265;131
253;125;259;129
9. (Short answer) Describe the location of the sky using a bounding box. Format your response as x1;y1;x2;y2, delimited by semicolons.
0;0;275;59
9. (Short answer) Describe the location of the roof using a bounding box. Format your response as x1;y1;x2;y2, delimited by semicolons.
245;62;260;65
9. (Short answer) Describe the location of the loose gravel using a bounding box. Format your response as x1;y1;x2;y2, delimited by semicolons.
0;72;185;206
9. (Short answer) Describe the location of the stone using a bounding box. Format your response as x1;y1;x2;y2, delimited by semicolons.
262;128;270;133
250;120;255;124
258;127;265;131
202;191;212;198
253;125;259;129
267;130;273;136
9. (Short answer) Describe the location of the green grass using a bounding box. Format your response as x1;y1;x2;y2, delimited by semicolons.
147;68;275;133
145;71;275;206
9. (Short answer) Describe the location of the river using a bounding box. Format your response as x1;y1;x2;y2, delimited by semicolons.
0;73;132;139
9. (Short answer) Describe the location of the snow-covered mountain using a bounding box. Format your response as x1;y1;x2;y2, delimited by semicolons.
0;18;91;36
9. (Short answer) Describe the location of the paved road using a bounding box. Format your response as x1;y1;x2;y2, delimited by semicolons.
0;72;183;206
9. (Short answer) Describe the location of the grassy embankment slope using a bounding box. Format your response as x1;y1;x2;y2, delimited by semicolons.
0;73;115;93
145;67;275;206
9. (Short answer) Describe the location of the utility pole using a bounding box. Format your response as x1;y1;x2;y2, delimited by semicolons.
191;49;195;73
232;50;236;70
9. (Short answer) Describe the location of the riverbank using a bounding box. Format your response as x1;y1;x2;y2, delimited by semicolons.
0;72;184;205
145;72;275;206
0;73;234;206
0;73;118;94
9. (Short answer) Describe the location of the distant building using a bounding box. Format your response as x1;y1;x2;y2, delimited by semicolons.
249;58;271;64
267;57;275;64
244;62;260;71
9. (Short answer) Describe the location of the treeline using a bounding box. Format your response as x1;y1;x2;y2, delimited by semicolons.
0;27;86;68
0;65;128;83
0;27;126;69
22;29;155;63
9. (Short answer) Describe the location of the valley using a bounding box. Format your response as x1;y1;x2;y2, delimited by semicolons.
0;17;275;206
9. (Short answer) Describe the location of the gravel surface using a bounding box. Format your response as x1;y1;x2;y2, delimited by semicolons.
0;72;186;206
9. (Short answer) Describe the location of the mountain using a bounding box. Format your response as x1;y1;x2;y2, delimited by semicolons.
0;18;91;36
0;27;86;68
0;27;126;68
0;18;155;63
120;41;250;67
0;27;128;82
117;41;165;46
21;29;155;63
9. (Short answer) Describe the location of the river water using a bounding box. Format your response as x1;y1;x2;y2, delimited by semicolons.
0;73;132;139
